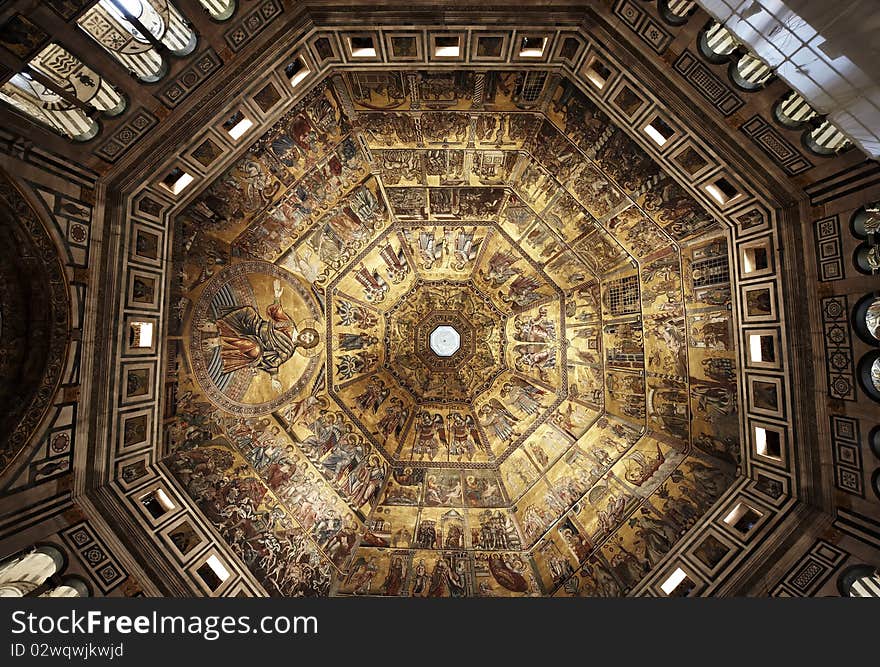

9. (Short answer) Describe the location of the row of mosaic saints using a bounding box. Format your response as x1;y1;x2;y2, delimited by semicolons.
165;71;741;596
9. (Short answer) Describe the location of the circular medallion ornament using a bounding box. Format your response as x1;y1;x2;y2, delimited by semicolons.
189;261;322;415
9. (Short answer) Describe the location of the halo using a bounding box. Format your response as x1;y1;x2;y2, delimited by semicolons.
296;318;323;357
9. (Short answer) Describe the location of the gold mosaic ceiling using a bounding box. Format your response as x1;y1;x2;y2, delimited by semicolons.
167;70;740;597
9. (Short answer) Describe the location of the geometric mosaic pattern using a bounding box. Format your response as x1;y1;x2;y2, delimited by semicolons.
61;520;129;594
821;296;857;401
813;215;845;282
831;415;864;497
740;116;813;176
613;0;674;54
771;539;848;597
673;51;745;117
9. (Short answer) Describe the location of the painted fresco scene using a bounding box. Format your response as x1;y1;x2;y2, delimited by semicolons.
165;70;741;597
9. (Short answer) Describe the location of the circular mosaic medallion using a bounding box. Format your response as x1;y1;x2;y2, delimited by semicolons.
189;260;322;415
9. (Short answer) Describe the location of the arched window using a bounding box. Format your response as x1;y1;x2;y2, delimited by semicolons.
852;293;880;345
838;564;880;597
198;0;237;21
774;91;818;129
77;0;197;83
870;425;880;460
0;545;65;597
850;202;880;240
854;242;879;275
857;350;880;402
0;545;90;598
41;576;90;598
863;297;880;341
30;43;126;117
804;119;852;156
699;21;739;62
730;52;773;91
657;0;696;26
0;72;98;141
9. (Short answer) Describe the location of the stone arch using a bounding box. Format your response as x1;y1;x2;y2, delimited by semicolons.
0;169;71;477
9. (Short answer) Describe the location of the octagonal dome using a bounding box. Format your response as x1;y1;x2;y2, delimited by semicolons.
168;67;740;598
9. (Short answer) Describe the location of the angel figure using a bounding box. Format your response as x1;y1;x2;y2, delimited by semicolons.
376;396;410;444
478;400;521;444
418;230;444;270
355;376;390;414
480;250;519;287
500;274;543;308
447;412;484;460
450;228;482;271
500;378;546;416
414;412;446;460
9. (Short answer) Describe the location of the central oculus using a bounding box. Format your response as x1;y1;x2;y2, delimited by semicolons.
429;325;461;357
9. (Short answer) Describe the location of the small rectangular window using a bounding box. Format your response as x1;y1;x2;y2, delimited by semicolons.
285;58;310;87
196;555;230;592
159;167;194;196
748;334;775;363
742;245;769;273
349;36;376;58
755;426;781;459
585;58;612;89
140;488;175;519
644;116;676;146
704;176;739;205
434;36;460;58
129;321;154;348
222;110;253;141
723;502;762;534
559;37;581;62
660;567;695;596
519;36;547;58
